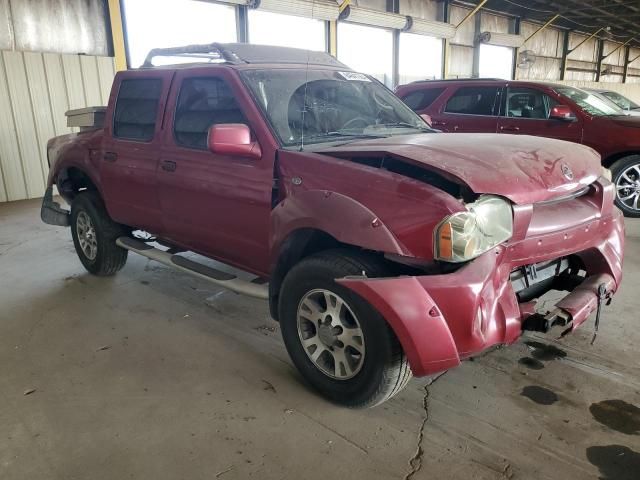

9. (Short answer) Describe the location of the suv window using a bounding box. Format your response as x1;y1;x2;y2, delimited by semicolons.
113;78;162;141
174;77;247;149
504;87;558;119
401;88;445;111
444;86;500;116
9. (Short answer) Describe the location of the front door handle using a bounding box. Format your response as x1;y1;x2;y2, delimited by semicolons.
432;120;447;127
161;160;177;172
500;125;520;132
103;151;117;162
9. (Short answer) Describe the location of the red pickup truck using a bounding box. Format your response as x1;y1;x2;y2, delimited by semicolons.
42;43;624;407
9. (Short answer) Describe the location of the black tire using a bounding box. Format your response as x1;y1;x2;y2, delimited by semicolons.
278;249;412;408
610;155;640;218
70;191;129;276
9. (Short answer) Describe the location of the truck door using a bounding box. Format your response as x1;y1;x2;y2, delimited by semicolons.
434;85;501;133
157;69;275;274
101;71;171;234
497;86;583;144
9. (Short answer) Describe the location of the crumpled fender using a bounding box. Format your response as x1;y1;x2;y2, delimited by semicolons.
270;189;411;258
337;275;461;376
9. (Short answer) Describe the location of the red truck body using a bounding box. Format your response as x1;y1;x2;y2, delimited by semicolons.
43;44;624;406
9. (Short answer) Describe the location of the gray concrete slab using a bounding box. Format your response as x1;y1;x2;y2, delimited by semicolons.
1;198;639;480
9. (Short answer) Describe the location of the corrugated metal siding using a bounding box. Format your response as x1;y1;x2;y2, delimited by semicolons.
1;0;109;56
0;50;115;202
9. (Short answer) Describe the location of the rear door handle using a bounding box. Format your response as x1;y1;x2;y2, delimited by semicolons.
161;160;177;172
103;152;117;162
432;121;447;126
500;125;520;132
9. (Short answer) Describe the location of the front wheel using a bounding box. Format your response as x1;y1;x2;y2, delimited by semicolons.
611;155;640;217
70;191;129;276
278;250;412;408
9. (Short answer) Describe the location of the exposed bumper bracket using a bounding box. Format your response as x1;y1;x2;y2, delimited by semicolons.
40;186;69;226
522;308;572;333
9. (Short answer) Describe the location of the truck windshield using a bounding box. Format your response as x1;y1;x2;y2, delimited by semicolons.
555;86;623;117
241;69;432;148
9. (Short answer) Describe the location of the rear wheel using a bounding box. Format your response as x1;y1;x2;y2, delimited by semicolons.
279;250;412;408
611;155;640;217
70;192;129;275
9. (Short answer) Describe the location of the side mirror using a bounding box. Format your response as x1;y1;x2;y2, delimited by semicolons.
549;105;575;121
207;124;262;160
420;113;433;127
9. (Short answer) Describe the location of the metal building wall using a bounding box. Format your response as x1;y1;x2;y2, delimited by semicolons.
0;51;115;202
0;0;109;56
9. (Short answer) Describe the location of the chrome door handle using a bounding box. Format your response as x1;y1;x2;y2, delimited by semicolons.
500;125;520;132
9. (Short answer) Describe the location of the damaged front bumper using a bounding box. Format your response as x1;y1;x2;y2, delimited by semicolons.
338;180;625;377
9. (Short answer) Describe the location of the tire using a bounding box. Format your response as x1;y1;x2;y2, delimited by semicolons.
70;191;129;276
278;249;412;408
610;155;640;217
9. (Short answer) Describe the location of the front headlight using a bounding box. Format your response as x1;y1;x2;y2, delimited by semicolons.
434;195;513;263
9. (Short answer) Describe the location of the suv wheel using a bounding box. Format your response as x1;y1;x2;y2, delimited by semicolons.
279;250;412;408
611;155;640;217
70;192;129;275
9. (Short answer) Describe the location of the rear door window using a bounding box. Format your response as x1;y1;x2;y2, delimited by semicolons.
173;77;248;150
444;86;500;116
401;88;445;111
113;78;163;141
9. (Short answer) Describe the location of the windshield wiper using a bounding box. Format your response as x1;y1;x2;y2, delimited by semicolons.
374;122;432;131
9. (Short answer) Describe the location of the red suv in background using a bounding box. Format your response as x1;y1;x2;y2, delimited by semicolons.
396;79;640;216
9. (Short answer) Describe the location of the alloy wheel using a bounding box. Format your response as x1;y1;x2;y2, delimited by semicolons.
296;289;366;380
616;163;640;212
76;211;98;260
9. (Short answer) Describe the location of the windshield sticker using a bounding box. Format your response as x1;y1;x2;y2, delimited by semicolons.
338;71;371;82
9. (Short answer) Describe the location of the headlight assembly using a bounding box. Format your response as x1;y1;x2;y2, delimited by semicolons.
434;195;513;263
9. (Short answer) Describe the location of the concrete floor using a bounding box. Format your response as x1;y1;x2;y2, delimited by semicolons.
1;198;639;480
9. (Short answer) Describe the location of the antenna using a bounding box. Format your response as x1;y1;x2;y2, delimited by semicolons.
299;0;316;151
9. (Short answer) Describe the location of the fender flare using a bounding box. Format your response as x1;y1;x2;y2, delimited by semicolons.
270;190;410;261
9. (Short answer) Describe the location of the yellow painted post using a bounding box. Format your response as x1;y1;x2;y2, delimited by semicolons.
443;39;450;78
329;20;337;57
108;0;128;71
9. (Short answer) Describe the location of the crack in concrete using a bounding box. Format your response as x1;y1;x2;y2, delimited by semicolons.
404;372;448;480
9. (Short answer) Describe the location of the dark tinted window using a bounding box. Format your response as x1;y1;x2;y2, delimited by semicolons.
174;77;247;149
505;87;558;119
114;79;162;141
445;86;499;116
402;88;445;111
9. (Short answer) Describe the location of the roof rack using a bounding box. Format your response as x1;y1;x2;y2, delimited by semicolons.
141;43;347;69
142;43;242;68
410;77;504;83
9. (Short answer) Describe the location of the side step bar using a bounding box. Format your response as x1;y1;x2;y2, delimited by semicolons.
116;237;268;300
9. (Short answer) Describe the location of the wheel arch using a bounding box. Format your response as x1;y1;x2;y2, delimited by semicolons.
268;228;352;321
602;151;640;168
56;166;102;202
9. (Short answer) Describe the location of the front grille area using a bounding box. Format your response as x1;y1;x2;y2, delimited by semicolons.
510;258;570;302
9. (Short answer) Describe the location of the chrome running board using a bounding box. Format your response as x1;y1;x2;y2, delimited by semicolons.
116;237;268;300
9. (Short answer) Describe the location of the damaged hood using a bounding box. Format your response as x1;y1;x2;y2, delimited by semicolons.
317;133;602;204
